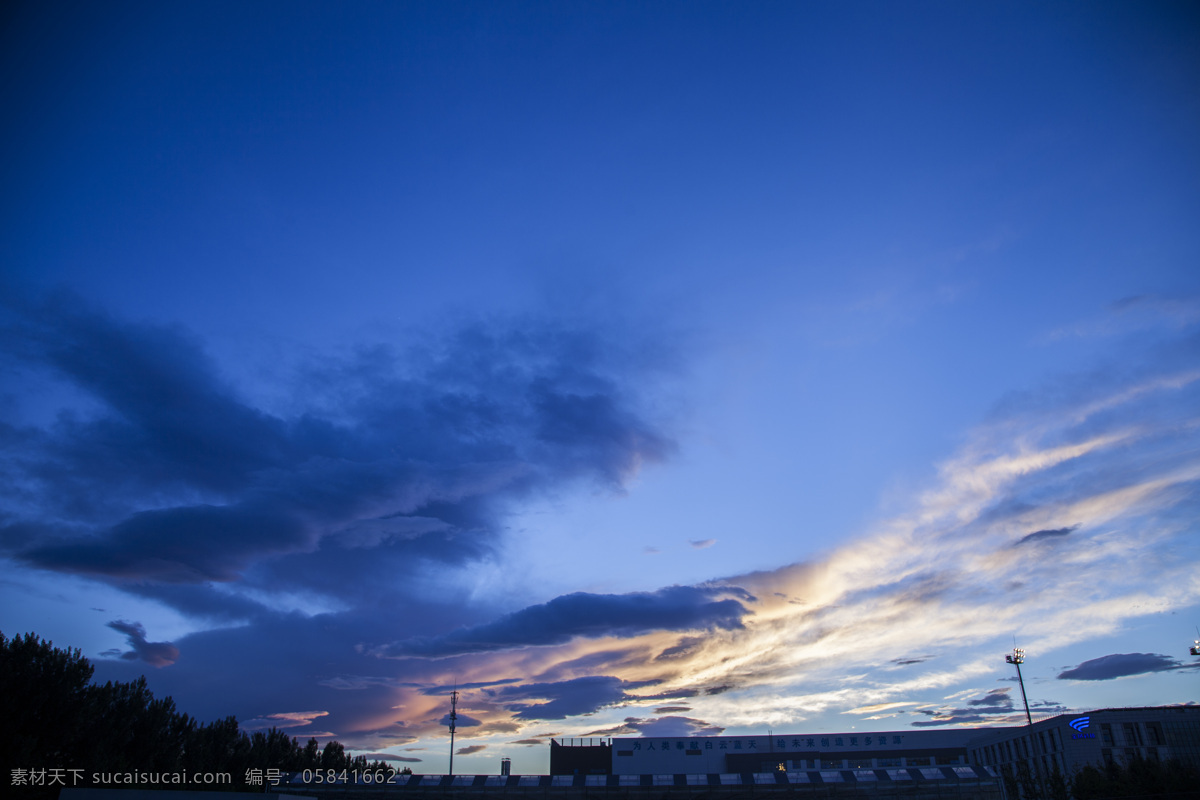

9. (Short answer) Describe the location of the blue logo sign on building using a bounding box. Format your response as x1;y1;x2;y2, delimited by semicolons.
1069;716;1095;739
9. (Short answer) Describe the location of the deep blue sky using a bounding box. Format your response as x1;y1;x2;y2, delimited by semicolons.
3;0;1199;774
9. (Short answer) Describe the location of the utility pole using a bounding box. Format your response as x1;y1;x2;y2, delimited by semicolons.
1006;647;1032;725
448;688;459;776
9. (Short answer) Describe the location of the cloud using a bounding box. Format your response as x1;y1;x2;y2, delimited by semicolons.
968;690;1013;707
1043;294;1200;341
1057;653;1196;681
102;620;180;667
375;586;754;658
70;340;1200;753
439;713;482;728
360;753;422;763
490;676;650;720
1;293;675;610
8;293;1200;757
242;711;330;730
844;702;919;715
455;745;487;756
1013;526;1076;547
908;688;1070;727
689;539;715;549
588;715;725;738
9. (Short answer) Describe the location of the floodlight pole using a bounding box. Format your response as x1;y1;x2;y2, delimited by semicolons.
448;689;459;776
1006;647;1032;726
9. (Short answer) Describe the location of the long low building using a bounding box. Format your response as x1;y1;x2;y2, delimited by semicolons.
607;728;985;774
968;705;1200;780
550;705;1200;782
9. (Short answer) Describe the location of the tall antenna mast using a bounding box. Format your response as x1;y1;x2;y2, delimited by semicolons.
448;686;459;776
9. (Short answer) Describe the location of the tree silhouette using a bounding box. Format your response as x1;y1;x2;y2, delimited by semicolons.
3;631;411;797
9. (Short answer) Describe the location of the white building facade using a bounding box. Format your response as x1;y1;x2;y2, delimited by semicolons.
611;728;991;775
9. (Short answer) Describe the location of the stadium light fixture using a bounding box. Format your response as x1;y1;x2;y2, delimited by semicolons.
1006;647;1033;725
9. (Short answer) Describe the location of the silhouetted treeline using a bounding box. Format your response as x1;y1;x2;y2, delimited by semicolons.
2;632;410;797
1002;754;1200;799
1070;756;1200;799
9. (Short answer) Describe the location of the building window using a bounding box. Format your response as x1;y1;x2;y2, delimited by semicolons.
1146;723;1164;746
1123;724;1142;746
1101;724;1114;745
905;757;930;767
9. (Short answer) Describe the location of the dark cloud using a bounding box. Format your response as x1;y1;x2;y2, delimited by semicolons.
911;714;992;727
419;679;523;695
968;690;1012;707
241;710;329;731
27;504;311;582
439;713;481;728
360;753;422;763
890;656;932;666
654;706;692;714
451;743;484;758
455;745;487;756
655;636;705;661
509;739;544;746
84;605;482;751
101;619;180;667
489;676;651;720
1057;652;1195;681
121;582;275;624
0;294;675;620
587;715;725;738
536;646;652;679
376;586;753;658
911;689;1019;727
1013;526;1077;547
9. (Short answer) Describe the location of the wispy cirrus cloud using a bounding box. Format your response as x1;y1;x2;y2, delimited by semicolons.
375;349;1200;740
7;293;1199;759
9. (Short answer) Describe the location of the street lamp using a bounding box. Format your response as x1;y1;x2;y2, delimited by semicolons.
1006;647;1033;726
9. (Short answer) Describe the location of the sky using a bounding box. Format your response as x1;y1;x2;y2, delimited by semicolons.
2;0;1199;776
